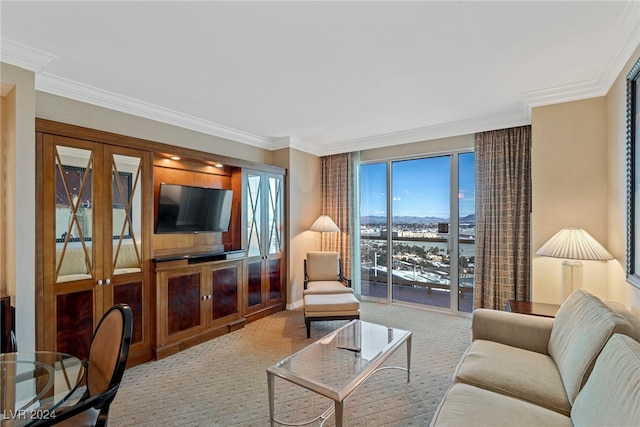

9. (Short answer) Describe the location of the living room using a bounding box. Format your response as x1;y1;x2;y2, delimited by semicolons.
1;1;640;425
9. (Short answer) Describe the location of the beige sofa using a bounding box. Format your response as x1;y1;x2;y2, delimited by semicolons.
431;289;640;426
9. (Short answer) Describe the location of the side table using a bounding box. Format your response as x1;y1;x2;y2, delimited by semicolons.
506;300;560;318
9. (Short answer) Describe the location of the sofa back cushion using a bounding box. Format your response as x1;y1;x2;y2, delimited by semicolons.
306;251;340;282
605;301;640;343
548;289;633;405
571;334;640;426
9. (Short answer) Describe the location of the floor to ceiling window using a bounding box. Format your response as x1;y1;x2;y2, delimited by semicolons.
360;151;475;315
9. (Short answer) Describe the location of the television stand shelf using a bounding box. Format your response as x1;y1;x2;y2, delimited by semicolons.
153;249;245;264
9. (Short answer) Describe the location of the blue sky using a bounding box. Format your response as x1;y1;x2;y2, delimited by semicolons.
361;153;475;219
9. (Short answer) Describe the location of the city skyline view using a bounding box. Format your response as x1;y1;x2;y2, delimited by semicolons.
361;153;475;221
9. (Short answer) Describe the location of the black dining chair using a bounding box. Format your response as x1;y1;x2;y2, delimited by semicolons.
30;303;133;427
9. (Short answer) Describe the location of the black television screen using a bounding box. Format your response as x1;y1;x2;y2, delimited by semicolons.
156;184;233;234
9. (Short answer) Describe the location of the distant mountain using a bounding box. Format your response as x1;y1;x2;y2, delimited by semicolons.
361;214;475;225
460;214;476;223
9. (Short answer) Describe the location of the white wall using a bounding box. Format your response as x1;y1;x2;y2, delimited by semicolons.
0;62;37;351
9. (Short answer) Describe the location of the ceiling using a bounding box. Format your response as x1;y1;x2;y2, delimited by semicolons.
1;1;639;156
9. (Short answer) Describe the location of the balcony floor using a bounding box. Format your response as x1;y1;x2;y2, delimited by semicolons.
361;281;474;313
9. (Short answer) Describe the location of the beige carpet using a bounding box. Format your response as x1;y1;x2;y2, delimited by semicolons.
108;301;471;426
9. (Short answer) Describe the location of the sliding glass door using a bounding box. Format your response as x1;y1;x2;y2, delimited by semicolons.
360;152;475;314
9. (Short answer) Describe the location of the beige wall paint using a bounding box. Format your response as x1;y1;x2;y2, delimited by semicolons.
531;98;610;304
1;86;17;300
273;147;321;309
0;62;36;351
606;46;640;315
36;92;273;165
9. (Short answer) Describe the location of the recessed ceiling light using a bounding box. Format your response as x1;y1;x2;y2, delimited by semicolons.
170;156;180;161
215;163;223;168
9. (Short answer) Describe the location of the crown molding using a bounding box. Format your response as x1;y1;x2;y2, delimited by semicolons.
0;38;56;72
35;72;273;150
521;1;640;112
315;111;531;157
271;136;322;156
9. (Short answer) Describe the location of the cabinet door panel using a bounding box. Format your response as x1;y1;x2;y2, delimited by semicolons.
268;258;282;301
56;290;94;359
211;265;239;320
247;260;263;308
112;281;143;344
167;273;202;335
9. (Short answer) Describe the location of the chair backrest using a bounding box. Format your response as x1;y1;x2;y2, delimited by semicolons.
306;251;341;282
86;303;133;399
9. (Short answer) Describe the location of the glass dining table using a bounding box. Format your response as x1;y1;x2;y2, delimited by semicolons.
0;352;85;426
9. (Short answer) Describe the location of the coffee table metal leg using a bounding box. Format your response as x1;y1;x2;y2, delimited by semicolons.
406;334;412;382
334;400;344;427
268;372;275;427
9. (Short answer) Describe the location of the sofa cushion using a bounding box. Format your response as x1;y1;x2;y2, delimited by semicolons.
571;334;640;427
548;289;634;405
430;383;572;427
605;301;640;343
454;339;571;415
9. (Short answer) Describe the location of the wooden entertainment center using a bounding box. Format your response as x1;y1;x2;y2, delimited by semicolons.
35;119;286;366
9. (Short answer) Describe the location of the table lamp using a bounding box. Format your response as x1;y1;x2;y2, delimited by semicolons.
309;214;340;250
536;228;613;303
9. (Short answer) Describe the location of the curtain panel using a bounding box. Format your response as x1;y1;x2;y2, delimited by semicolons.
475;125;532;310
321;153;356;280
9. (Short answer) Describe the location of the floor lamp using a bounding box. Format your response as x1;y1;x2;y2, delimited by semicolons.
536;228;613;303
309;214;340;251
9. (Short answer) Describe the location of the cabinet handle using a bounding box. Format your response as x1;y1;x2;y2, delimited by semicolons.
202;295;207;300
97;279;103;286
105;278;111;285
208;295;212;300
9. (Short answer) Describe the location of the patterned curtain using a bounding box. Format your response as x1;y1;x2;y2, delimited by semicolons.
321;153;356;280
475;126;531;310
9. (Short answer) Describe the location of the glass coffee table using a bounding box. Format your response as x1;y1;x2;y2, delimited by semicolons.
267;320;412;426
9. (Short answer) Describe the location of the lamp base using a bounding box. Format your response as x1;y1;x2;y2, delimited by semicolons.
560;260;583;303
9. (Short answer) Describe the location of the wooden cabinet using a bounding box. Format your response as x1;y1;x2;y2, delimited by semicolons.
36;123;154;366
36;120;287;364
155;257;243;358
243;170;285;319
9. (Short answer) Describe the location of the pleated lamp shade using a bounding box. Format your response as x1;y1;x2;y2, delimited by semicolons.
536;228;613;261
309;215;340;233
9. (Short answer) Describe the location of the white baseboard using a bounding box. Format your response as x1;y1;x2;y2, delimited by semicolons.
287;299;304;311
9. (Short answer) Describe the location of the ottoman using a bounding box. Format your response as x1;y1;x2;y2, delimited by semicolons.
303;293;360;338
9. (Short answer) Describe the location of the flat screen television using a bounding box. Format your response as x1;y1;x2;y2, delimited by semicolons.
156;183;233;234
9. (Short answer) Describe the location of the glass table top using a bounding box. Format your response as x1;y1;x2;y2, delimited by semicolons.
268;320;411;401
1;352;85;426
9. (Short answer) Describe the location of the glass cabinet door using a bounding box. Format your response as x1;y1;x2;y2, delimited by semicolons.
267;175;283;301
54;145;96;285
42;136;151;359
46;139;104;358
110;153;142;277
246;172;264;309
105;148;148;348
247;173;263;258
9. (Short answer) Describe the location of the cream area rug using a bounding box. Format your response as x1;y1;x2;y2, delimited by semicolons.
108;301;471;426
